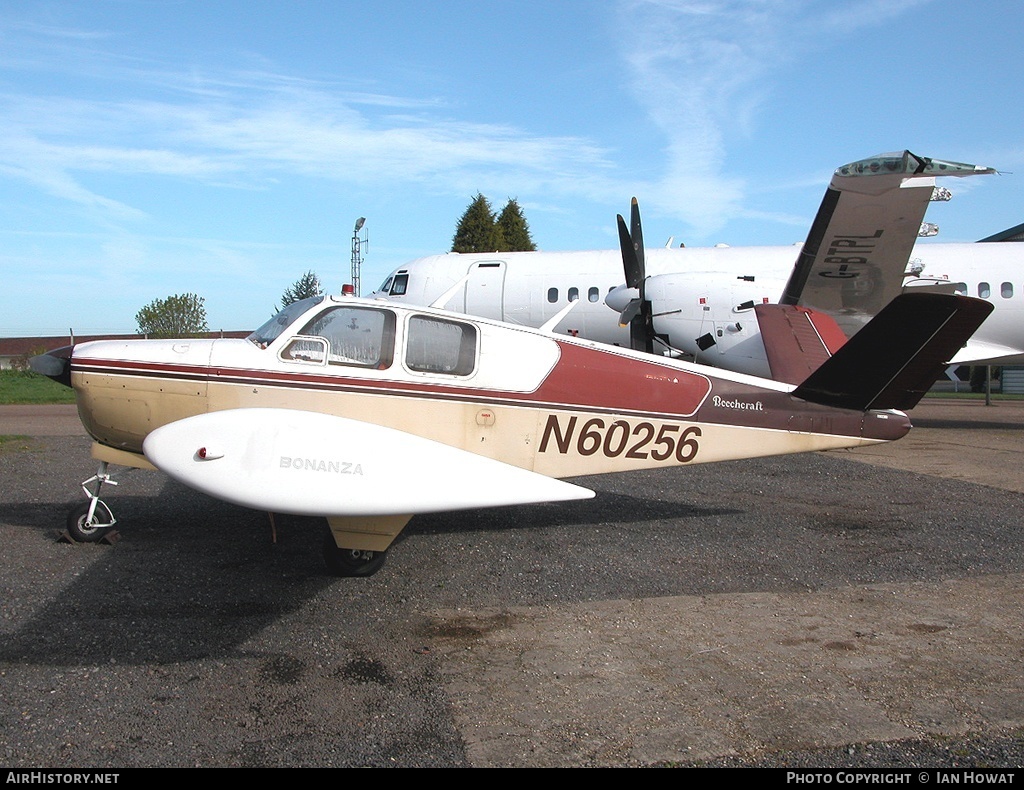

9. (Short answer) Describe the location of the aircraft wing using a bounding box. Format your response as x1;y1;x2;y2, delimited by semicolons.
779;151;995;338
142;408;594;517
948;338;1024;366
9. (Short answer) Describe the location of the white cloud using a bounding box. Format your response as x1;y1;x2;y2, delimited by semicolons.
0;75;620;226
613;0;937;238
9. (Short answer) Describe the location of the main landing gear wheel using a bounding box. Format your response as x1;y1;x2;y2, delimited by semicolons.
322;533;388;577
66;500;115;543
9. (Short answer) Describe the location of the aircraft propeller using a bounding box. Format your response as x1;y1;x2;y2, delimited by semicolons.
613;198;655;353
29;346;73;388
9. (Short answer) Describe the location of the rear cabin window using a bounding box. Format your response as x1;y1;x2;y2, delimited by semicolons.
405;315;477;376
283;305;396;369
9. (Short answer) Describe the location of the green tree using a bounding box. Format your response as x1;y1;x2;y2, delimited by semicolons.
496;198;536;251
451;193;502;253
135;293;209;338
280;270;323;309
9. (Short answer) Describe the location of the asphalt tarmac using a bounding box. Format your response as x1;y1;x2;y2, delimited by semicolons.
1;400;1022;768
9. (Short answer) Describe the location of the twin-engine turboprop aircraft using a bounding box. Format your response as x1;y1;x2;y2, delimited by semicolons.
34;288;991;576
372;152;1015;379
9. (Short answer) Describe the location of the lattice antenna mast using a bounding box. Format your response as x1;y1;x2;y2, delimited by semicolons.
351;217;368;296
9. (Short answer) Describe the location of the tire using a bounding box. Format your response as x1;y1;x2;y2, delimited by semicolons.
322;533;387;577
66;500;115;543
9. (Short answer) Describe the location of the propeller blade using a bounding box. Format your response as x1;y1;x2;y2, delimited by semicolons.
615;198;656;353
631;313;653;353
629;196;645;280
618;299;642;327
616;214;642;289
29;346;73;388
615;198;656;352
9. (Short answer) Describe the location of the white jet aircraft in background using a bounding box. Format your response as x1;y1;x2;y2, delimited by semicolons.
372;152;1018;382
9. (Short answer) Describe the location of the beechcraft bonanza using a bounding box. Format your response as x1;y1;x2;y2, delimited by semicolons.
33;286;990;576
372;151;1020;382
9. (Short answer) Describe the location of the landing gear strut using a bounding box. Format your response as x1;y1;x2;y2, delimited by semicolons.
65;462;118;543
321;532;388;577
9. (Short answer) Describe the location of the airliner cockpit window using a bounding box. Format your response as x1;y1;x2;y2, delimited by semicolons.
291;306;397;368
406;315;477;376
248;296;325;347
389;273;409;296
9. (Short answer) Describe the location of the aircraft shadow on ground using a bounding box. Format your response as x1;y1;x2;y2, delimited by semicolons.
7;449;1024;669
408;490;738;536
0;473;739;668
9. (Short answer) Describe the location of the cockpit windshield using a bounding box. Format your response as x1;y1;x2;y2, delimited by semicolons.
247;296;325;347
373;272;408;296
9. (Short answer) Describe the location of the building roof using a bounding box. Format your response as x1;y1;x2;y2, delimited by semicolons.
0;331;252;359
977;222;1024;243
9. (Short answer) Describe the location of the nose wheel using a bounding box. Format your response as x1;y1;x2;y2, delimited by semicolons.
64;462;118;543
66;499;116;542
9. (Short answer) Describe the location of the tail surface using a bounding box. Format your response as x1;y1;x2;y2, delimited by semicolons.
754;304;847;386
788;292;992;411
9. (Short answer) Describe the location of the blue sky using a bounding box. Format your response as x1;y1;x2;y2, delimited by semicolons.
2;0;1022;336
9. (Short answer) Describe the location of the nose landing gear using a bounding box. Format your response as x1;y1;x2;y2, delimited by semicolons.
64;462;119;544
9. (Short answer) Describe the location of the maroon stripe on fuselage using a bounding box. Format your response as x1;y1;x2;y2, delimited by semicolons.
72;340;714;421
538;341;711;416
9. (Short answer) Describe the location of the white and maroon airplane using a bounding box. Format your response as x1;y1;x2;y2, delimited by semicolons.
33;288;990;576
371;152;1019;380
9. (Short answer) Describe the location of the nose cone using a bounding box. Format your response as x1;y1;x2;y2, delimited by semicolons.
29;345;74;388
605;284;638;313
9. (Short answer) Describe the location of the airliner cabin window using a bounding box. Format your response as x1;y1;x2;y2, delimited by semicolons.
979;282;991;299
953;282;968;296
1002;282;1014;298
284;306;396;368
547;287;558;303
588;287;600;302
568;287;579;302
406;315;477;376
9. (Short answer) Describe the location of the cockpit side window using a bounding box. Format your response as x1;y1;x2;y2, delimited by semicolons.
389;273;409;296
405;315;477;376
289;306;396;369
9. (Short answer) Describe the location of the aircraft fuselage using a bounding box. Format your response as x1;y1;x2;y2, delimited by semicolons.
71;295;906;484
371;241;1024;375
